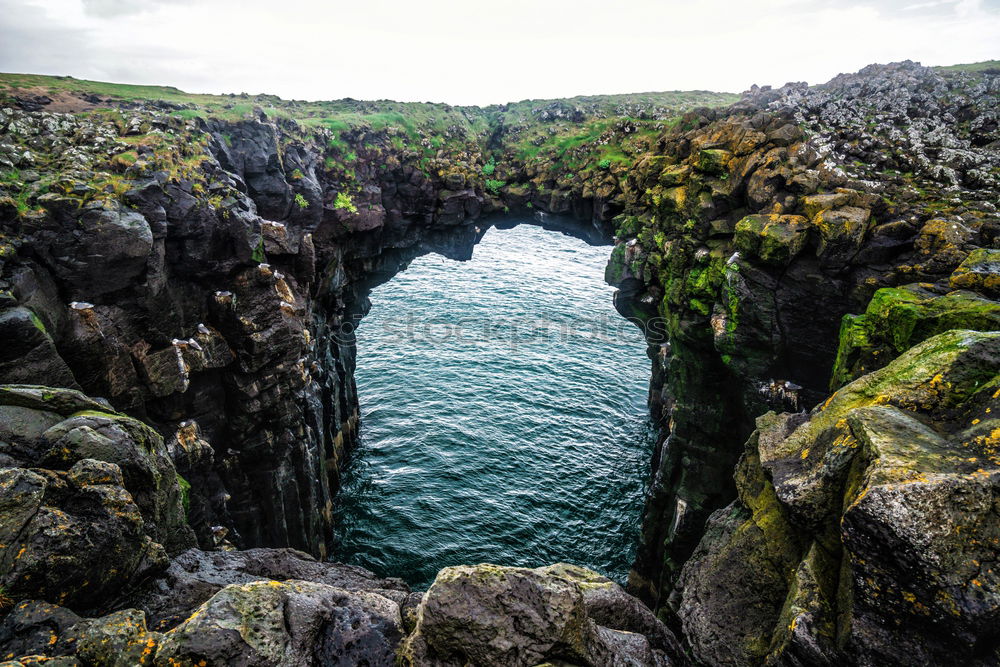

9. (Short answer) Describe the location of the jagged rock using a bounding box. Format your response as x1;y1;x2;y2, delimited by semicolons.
733;214;810;266
813;206;871;266
400;563;674;666
950;247;1000;297
677;330;1000;666
29;201;153;299
830;284;1000;388
128;547;409;630
154;579;404;666
0;600;162;666
0;385;194;554
0;308;78;390
0;601;84;661
0;461;167;611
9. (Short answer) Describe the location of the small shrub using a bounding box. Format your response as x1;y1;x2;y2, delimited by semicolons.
294;193;309;209
334;192;358;213
252;238;266;263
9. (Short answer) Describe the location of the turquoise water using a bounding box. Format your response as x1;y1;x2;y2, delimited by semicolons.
333;221;653;588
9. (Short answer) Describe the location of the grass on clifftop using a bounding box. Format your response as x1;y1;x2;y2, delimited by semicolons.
934;60;1000;74
0;72;737;130
0;72;740;180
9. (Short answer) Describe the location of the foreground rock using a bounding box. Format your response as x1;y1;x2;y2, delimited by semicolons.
0;547;411;665
401;563;678;666
675;329;1000;666
127;547;410;630
0;385;194;611
0;554;674;666
0;580;405;666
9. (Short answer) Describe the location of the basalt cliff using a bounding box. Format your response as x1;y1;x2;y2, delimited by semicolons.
0;60;997;666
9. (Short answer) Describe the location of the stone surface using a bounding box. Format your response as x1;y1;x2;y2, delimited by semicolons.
0;461;167;612
129;547;410;630
400;563;674;666
154;579;404;666
676;330;1000;666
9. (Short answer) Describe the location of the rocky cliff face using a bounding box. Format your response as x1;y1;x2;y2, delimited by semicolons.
0;61;997;665
0;104;500;559
598;61;1000;663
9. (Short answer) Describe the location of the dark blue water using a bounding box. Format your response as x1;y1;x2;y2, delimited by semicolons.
333;221;653;588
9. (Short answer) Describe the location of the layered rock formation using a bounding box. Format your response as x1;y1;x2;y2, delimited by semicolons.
607;61;1000;608
0;60;997;665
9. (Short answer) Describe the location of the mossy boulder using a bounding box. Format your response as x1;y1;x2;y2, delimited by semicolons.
734;214;811;266
0;308;78;391
154;580;403;666
0;601;162;666
0;461;168;612
676;423;808;666
950;247;1000;297
830;284;1000;389
813;206;871;266
801;192;850;220
678;330;1000;666
695;149;731;175
0;385;194;554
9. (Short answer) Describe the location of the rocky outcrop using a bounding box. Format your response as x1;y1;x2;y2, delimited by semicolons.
400;563;678;666
604;62;1000;619
0;104;497;561
0;385;193;612
0;580;406;666
127;547;409;630
0;554;677;666
674;329;1000;665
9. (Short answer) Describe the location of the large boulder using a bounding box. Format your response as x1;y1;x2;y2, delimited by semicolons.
400;563;675;666
0;551;412;666
128;547;410;630
0;461;168;612
0;306;78;390
830;284;1000;389
29;199;153;300
154;579;404;666
0;385;194;554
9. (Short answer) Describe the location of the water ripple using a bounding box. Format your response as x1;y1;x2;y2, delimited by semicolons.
333;221;653;588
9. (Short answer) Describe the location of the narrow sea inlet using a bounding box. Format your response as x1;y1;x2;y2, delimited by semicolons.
333;220;654;588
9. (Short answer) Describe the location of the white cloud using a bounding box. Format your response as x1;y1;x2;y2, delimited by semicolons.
0;0;996;105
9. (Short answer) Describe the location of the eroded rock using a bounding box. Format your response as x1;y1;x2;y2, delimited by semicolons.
400;563;674;666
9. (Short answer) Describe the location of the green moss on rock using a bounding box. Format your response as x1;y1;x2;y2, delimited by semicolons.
830;284;1000;389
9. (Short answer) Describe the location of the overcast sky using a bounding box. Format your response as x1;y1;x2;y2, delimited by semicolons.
0;0;997;105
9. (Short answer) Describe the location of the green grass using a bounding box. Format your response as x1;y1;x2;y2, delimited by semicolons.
0;71;751;211
934;60;1000;73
